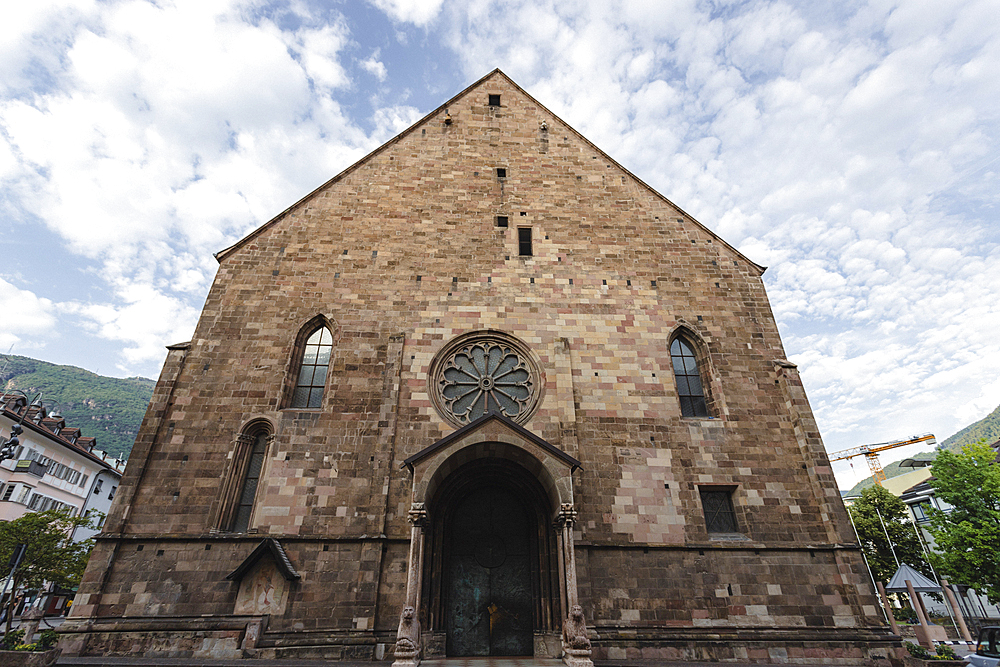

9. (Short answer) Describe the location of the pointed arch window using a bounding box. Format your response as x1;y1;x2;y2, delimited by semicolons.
232;430;269;533
670;336;709;417
217;421;273;533
291;327;333;408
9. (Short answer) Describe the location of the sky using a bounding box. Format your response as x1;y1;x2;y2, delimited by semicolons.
1;0;998;488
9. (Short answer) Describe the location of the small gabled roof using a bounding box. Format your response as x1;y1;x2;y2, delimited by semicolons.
226;538;301;582
214;69;763;274
403;411;582;473
885;563;939;592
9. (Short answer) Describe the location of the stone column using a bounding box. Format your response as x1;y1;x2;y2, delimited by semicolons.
555;523;567;621
414;515;427;614
940;579;973;643
559;505;579;608
558;504;592;667
392;503;427;667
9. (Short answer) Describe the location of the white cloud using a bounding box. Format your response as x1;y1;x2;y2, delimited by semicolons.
0;278;58;353
3;0;1000;483
367;0;444;27
0;0;419;375
434;0;1000;482
361;51;388;81
62;280;201;369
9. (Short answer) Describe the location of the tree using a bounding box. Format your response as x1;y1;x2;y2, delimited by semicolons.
848;484;930;584
927;440;1000;604
0;509;97;633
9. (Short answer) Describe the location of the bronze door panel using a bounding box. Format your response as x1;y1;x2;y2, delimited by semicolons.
445;485;533;656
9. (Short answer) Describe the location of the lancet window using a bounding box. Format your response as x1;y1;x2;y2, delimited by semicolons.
290;327;333;409
670;335;709;418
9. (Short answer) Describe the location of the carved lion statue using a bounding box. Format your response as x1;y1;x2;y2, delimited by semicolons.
563;604;591;650
394;605;421;656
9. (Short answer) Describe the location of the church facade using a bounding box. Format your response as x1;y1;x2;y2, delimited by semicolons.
61;71;902;664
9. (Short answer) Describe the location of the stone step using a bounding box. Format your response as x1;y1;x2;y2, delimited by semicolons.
57;657;370;666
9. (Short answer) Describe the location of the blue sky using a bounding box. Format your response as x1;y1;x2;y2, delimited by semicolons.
2;0;998;487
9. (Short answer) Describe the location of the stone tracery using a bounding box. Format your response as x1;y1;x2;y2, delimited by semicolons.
430;332;541;427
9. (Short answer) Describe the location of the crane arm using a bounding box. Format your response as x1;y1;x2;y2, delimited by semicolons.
828;433;936;462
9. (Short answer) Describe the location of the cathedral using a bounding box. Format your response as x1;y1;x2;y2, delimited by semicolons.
61;70;902;664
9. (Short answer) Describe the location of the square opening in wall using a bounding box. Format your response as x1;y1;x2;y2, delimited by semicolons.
488;94;501;106
518;228;532;256
496;168;507;178
496;216;508;228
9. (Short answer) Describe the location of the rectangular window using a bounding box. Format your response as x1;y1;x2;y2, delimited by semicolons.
518;228;532;256
911;501;931;522
79;474;88;488
94;479;103;494
109;486;117;500
28;493;41;510
496;215;508;228
700;487;738;533
488;94;501;106
2;485;14;502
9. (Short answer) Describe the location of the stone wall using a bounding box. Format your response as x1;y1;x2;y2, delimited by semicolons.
63;70;896;663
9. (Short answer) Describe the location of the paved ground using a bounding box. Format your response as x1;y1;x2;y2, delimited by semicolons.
46;647;975;666
55;659;869;667
0;615;972;666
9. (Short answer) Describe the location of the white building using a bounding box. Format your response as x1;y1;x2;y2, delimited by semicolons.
0;393;127;615
1;392;125;526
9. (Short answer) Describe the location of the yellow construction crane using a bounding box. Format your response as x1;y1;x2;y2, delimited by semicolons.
828;433;937;486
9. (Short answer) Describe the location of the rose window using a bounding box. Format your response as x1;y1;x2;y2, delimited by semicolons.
430;332;541;427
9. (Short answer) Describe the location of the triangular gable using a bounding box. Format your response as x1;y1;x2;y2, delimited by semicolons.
885;563;939;592
404;411;581;473
226;538;301;582
214;69;763;274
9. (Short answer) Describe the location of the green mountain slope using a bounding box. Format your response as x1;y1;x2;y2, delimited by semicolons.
841;401;1000;494
1;354;154;460
939;403;1000;451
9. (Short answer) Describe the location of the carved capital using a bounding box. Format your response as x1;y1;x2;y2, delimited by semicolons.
235;433;255;447
556;503;577;527
408;502;428;527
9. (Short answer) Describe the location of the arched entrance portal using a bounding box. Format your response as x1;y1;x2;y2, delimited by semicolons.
397;414;586;663
427;458;561;657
